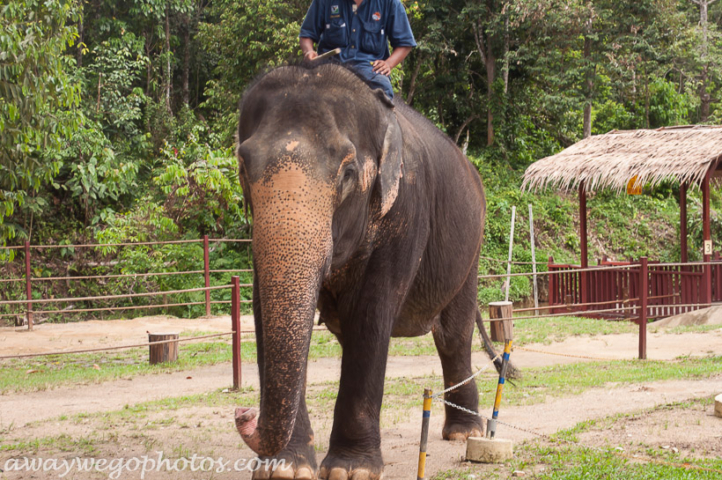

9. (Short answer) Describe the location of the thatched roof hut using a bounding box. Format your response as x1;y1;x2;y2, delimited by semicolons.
521;125;719;300
522;125;722;193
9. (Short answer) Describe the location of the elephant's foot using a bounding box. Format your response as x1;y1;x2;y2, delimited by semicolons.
252;442;318;480
318;449;383;480
442;416;484;441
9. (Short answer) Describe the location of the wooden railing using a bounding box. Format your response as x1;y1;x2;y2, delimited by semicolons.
548;253;722;320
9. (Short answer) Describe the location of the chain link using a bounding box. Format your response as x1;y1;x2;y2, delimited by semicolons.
513;346;632;362
433;397;722;475
432;353;501;398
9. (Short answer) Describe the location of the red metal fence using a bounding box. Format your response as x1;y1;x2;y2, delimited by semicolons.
0;235;253;330
548;254;722;320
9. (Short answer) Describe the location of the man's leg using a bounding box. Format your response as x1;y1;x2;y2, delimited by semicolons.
351;62;394;99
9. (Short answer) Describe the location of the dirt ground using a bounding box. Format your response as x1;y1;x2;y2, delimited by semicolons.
1;316;722;479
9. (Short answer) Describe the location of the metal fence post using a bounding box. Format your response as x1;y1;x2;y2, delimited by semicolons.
639;257;648;360
231;276;242;390
25;240;33;330
203;235;211;316
548;256;555;313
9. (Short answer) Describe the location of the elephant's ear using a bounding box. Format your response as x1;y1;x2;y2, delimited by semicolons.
377;115;403;217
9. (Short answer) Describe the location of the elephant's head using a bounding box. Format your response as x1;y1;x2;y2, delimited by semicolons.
234;64;403;456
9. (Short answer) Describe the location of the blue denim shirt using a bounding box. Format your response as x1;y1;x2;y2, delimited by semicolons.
300;0;416;65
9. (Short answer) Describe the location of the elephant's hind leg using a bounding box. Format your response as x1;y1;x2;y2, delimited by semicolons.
432;273;485;441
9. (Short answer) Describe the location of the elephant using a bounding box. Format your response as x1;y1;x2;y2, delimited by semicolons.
233;61;508;480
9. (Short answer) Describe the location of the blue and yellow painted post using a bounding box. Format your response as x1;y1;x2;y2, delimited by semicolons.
487;340;513;439
417;389;433;480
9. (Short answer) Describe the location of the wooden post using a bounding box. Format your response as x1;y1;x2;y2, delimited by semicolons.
203;234;211;316
489;301;513;343
529;204;539;316
231;276;242;390
638;257;648;360
148;332;179;364
25;240;33;331
579;182;588;309
702;171;712;305
680;182;688;264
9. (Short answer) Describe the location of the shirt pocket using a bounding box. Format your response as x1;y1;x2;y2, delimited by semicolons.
360;20;385;56
324;18;348;48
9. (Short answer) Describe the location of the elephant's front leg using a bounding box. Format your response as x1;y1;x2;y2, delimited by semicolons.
318;295;396;480
248;279;317;480
251;392;317;480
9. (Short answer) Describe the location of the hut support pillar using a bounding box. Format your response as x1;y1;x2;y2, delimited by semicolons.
680;182;688;264
703;170;712;305
579;182;588;308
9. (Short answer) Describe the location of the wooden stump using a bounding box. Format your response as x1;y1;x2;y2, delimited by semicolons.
149;332;179;365
489;301;513;343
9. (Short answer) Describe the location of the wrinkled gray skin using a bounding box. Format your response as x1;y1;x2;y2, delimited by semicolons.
234;63;505;480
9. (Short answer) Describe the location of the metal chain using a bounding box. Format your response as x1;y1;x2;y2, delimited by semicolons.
514;346;632;362
432;354;501;398
433;397;722;475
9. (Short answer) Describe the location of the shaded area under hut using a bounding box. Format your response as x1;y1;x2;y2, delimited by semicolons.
523;125;722;320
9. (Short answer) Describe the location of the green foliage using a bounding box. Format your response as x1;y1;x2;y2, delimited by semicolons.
198;0;306;142
153;129;245;235
0;0;83;246
86;33;149;143
3;0;722;310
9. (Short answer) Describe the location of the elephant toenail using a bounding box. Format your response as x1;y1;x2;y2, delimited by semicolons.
296;466;315;479
328;467;349;480
272;464;295;479
351;468;372;480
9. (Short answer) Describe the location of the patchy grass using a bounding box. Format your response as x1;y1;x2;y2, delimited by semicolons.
3;319;717;394
44;355;720;429
0;339;253;394
511;316;637;345
432;398;722;480
505;398;722;480
379;355;722;413
649;323;722;335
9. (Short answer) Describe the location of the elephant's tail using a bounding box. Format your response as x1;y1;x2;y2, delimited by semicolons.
475;309;522;381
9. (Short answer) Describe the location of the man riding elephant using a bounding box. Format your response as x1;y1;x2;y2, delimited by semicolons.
234;61;510;480
299;0;416;99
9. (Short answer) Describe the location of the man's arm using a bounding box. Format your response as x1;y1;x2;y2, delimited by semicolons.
371;46;412;76
300;37;318;60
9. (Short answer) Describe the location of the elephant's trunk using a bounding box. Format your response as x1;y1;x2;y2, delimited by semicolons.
236;161;333;457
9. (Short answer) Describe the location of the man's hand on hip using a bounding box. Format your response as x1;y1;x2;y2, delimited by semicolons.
372;60;391;76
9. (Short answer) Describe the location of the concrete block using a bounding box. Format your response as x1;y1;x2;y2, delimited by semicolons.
465;436;513;463
715;393;722;418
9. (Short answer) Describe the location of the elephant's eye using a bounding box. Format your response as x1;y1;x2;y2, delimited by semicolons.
343;167;356;182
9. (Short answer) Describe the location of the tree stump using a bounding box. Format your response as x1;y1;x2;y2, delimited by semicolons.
489;301;513;343
149;332;179;365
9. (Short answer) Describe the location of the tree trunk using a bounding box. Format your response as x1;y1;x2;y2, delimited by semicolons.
454;114;479;144
485;42;496;146
406;56;422;106
77;16;83;68
472;19;495;146
149;333;179;364
693;0;717;122
582;12;593;139
181;13;191;106
503;14;510;95
165;5;172;115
